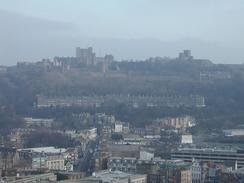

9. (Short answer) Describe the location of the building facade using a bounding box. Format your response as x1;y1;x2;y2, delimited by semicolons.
172;148;244;169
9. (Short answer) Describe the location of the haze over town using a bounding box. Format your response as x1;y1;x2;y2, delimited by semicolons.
2;1;244;183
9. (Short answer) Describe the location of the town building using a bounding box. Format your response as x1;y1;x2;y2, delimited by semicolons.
36;95;206;109
181;134;193;144
219;167;244;183
108;156;189;175
18;147;67;170
78;170;147;183
114;123;123;133
32;154;65;170
0;147;19;170
223;129;244;137
137;160;192;183
162;116;196;129
191;159;203;183
2;173;57;183
108;144;140;158
23;117;54;128
114;134;146;145
56;172;86;181
86;128;98;140
139;148;154;160
172;148;244;169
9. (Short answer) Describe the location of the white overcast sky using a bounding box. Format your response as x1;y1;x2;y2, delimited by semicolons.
0;0;244;65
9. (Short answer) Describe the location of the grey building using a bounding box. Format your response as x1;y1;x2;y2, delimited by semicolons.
172;148;244;169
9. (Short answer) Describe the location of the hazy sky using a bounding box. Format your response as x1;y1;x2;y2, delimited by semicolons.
0;0;244;65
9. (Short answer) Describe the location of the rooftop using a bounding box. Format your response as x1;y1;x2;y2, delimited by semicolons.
176;148;238;154
19;146;66;154
89;170;146;183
